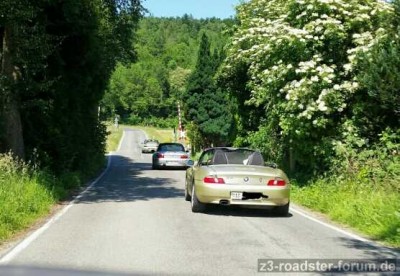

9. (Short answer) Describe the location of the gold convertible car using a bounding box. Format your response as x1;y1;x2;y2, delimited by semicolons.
185;148;290;215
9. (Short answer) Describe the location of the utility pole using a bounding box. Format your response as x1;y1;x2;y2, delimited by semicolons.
177;101;182;141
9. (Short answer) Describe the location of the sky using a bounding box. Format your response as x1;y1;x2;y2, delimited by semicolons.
142;0;243;19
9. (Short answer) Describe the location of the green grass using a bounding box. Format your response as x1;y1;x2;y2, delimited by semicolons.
135;125;174;143
0;122;159;244
191;151;202;161
106;123;125;152
0;153;87;244
105;122;176;152
0;154;59;243
292;179;400;247
3;124;396;247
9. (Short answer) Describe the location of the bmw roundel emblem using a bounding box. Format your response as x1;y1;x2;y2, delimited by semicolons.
244;177;249;182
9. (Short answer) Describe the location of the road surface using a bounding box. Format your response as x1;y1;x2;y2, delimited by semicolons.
1;129;398;275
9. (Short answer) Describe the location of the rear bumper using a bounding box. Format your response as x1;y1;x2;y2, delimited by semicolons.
154;159;189;167
142;148;157;153
195;183;290;206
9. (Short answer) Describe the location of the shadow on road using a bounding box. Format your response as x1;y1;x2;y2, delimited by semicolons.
335;237;400;258
201;205;293;218
320;238;399;275
76;155;185;204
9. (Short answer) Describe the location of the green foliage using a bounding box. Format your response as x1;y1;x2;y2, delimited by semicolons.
292;128;400;246
101;16;234;129
216;0;400;245
292;180;400;246
354;1;400;137
105;123;124;152
0;1;143;244
124;115;178;129
331;128;400;190
292;138;400;247
0;153;59;243
219;0;398;173
102;62;167;118
183;33;235;148
1;0;144;177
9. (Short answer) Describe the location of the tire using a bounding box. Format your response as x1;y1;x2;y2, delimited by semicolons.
191;184;206;213
274;202;289;217
184;180;191;201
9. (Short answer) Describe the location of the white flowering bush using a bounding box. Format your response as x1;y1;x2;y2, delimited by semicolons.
220;0;394;169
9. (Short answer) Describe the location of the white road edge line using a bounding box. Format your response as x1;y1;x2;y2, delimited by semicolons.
0;153;114;265
290;207;399;256
1;126;396;263
290;207;400;255
291;207;398;254
117;130;126;152
290;207;370;243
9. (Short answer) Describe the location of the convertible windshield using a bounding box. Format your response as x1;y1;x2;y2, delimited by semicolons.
213;149;265;166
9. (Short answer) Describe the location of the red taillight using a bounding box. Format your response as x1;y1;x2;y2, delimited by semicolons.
180;155;189;159
203;176;225;184
157;153;164;158
267;178;286;186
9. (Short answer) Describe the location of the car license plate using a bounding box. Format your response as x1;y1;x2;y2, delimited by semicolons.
231;192;243;200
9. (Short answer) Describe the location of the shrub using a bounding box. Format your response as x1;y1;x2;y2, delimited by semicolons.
292;129;400;246
0;153;56;242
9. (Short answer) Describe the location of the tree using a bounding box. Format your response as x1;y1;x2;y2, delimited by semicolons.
0;0;51;159
354;0;400;137
219;0;395;172
1;0;143;176
183;33;234;149
169;66;192;101
101;16;233;127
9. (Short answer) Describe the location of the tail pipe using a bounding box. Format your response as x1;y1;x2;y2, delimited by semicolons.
219;199;230;205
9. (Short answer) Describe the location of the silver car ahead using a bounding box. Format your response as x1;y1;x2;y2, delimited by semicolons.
152;143;190;169
142;139;159;153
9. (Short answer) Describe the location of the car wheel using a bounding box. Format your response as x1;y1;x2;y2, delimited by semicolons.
191;184;206;213
274;202;289;217
184;180;191;201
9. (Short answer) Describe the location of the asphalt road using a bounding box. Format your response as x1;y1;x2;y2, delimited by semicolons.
1;129;398;275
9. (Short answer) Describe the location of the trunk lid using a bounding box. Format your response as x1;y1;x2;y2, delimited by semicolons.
162;151;188;160
208;165;285;186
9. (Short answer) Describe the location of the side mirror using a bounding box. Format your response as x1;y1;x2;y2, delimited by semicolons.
187;160;195;166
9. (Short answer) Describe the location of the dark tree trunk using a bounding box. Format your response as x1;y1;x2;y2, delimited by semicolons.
289;147;295;173
1;25;25;159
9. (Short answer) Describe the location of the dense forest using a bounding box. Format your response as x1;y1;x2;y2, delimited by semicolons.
3;0;398;177
101;16;234;129
0;0;143;176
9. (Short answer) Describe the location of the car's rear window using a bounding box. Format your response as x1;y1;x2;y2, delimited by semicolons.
224;149;255;164
210;149;264;166
145;142;158;147
159;144;185;152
